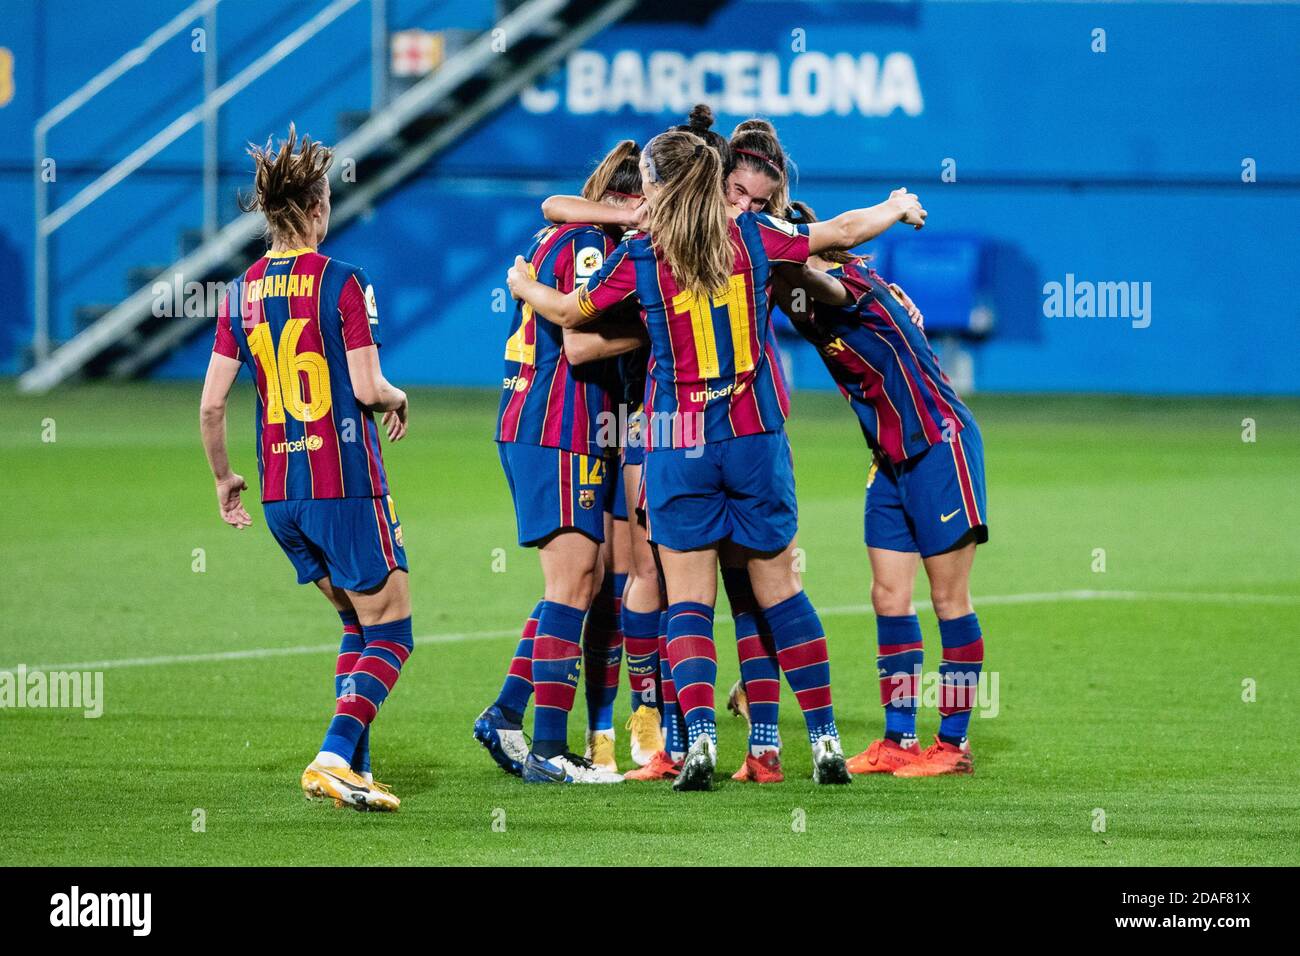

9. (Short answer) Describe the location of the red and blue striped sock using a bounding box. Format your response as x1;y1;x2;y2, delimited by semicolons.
531;601;586;759
623;604;661;713
876;614;923;746
658;620;687;757
665;601;717;745
321;616;413;761
765;592;838;743
583;573;625;732
722;568;781;752
334;611;370;773
494;600;542;725
938;612;984;745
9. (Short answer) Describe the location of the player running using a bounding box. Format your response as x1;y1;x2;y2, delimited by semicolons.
474;141;647;785
773;201;987;777
508;128;927;791
199;125;412;812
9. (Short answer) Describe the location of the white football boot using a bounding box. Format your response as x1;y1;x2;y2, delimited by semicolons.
811;735;852;785
522;751;624;784
672;733;717;792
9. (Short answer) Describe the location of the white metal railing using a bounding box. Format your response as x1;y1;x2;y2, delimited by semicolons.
110;0;634;379
33;0;213;364
31;0;383;364
20;0;634;394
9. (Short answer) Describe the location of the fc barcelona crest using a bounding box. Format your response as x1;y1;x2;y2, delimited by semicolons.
578;489;596;510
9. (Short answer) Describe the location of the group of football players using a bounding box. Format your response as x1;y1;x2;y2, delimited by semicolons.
200;103;990;811
474;105;988;791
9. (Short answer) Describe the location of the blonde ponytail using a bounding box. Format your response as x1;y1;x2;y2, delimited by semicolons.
645;131;732;296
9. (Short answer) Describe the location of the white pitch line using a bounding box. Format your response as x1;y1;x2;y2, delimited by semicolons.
2;589;1297;675
0;627;522;675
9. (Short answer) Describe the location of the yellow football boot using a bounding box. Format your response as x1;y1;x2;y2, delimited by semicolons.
301;761;400;812
625;705;665;767
584;729;618;773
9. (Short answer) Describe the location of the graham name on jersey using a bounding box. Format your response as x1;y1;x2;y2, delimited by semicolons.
246;273;317;303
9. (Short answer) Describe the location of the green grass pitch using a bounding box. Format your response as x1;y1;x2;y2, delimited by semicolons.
1;382;1297;866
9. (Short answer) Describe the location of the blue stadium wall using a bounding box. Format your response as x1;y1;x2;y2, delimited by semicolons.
1;0;1297;394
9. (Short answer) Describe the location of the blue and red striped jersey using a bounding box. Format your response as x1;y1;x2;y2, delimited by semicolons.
576;211;808;450
212;248;390;503
496;222;619;458
792;259;973;464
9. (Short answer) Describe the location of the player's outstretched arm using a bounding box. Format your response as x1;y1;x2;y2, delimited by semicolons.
541;194;645;230
507;255;589;328
807;188;926;255
346;345;408;442
562;319;648;365
199;352;252;529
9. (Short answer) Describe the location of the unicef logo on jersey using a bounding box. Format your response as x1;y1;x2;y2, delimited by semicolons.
272;435;325;454
689;381;738;404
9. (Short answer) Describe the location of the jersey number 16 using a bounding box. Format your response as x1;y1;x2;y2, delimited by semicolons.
248;319;333;424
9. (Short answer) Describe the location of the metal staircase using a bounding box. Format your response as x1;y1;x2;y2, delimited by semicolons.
19;0;638;394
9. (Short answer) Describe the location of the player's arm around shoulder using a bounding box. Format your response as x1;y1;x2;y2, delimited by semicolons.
338;265;408;442
510;232;638;329
562;314;649;365
507;254;585;328
541;194;644;230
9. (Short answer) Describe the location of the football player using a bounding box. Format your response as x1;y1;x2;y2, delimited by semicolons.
199;126;411;811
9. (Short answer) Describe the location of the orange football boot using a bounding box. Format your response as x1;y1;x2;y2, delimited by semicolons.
846;738;923;775
892;737;973;777
731;749;785;783
624;750;682;781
